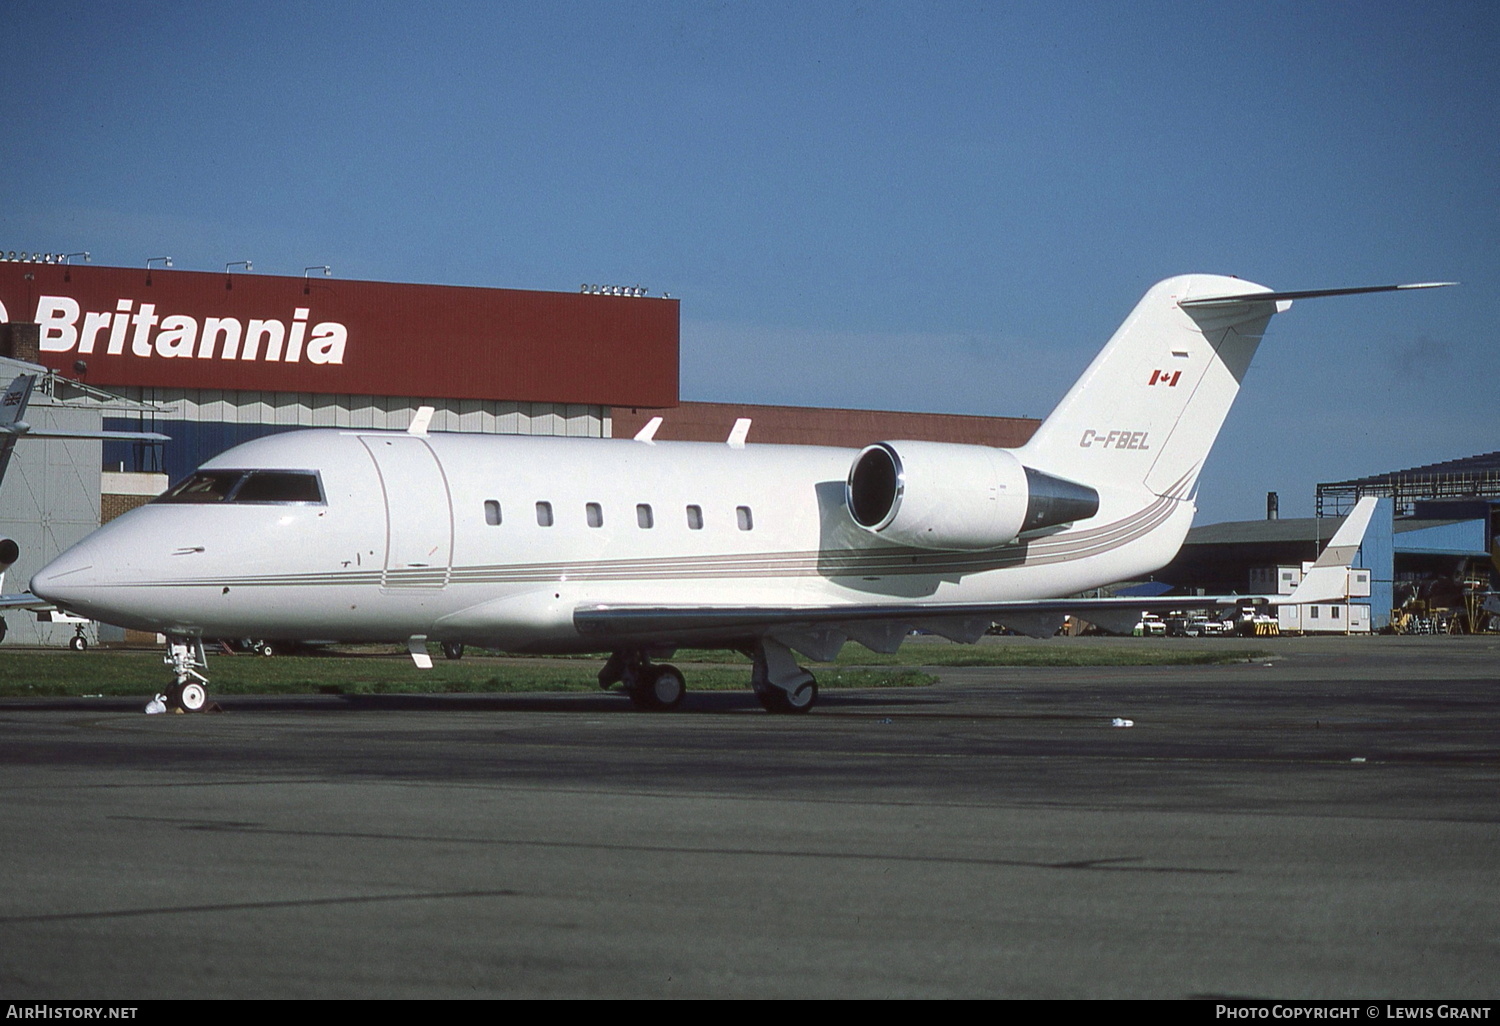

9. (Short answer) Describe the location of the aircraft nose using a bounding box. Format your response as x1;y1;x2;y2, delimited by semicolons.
27;534;112;612
30;552;99;609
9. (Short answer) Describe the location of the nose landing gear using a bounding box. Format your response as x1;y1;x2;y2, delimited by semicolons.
162;636;211;712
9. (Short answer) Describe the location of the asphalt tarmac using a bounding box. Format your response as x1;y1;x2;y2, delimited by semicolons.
1;636;1496;999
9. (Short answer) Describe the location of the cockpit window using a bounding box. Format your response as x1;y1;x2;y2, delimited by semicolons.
232;472;324;503
155;470;325;505
156;471;242;503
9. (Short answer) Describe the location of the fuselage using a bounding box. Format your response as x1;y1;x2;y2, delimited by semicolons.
29;427;1194;652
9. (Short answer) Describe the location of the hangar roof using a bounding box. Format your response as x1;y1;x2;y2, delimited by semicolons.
1323;451;1500;485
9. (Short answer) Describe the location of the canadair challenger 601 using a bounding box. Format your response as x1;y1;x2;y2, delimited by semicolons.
17;274;1449;712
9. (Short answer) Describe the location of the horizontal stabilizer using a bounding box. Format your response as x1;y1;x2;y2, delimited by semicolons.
13;428;171;441
1180;282;1455;308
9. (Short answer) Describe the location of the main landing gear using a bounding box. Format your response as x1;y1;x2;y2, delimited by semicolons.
750;638;818;714
598;650;686;711
598;638;819;714
162;635;211;712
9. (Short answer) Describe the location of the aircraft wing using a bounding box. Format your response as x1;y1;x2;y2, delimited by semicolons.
574;593;1263;653
576;496;1386;654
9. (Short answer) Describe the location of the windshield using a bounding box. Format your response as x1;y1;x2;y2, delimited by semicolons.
155;470;325;505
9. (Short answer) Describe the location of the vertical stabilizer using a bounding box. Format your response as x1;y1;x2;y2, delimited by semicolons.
1019;275;1284;502
0;374;35;491
1280;496;1381;605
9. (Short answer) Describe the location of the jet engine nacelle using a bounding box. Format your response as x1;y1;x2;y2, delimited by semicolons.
845;441;1100;551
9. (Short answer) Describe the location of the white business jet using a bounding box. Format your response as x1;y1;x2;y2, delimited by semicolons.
22;275;1448;712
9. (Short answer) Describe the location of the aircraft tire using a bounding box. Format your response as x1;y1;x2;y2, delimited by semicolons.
177;682;207;712
164;681;203;712
69;635;88;652
756;677;818;714
442;641;465;660
629;665;685;711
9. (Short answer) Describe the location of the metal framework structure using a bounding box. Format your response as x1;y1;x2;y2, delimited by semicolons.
1317;451;1500;516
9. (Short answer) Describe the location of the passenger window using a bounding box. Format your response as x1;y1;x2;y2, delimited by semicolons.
586;502;603;528
737;505;753;531
484;500;501;526
686;505;703;530
637;504;653;529
536;501;554;527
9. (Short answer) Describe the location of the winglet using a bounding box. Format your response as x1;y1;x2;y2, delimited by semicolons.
726;418;751;449
633;416;662;443
1279;496;1380;605
407;406;435;436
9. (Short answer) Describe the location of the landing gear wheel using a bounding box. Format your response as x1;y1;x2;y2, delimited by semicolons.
629;664;686;711
69;635;88;652
442;641;465;660
756;678;818;714
163;681;206;712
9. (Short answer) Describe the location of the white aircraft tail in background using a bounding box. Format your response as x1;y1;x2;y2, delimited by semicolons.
1281;496;1381;606
0;372;172;641
23;276;1451;712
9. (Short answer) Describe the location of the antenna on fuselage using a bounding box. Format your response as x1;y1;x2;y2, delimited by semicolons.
633;417;662;444
407;406;435;437
726;418;751;449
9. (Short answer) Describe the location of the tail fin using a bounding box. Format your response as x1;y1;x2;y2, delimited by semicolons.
1019;274;1282;502
0;374;35;490
1018;277;1455;503
1280;496;1380;605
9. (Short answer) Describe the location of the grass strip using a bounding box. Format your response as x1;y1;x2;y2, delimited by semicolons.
0;651;936;698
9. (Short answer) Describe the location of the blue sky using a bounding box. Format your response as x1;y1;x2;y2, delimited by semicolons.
3;0;1495;524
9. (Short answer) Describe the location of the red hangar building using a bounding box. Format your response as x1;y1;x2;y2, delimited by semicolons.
0;262;681;482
